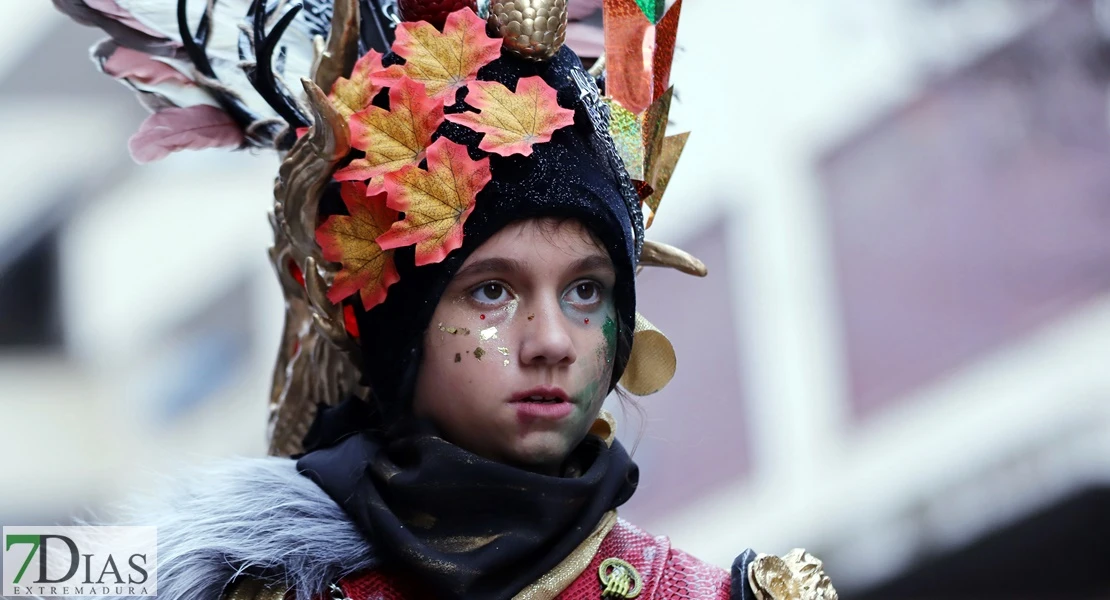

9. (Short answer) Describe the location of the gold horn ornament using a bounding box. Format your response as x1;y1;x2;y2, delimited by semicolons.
489;0;568;61
638;239;707;277
311;0;360;94
266;0;367;457
618;312;676;395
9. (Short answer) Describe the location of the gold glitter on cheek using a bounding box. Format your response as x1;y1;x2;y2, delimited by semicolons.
438;322;470;335
454;353;461;363
528;314;535;320
503;359;510;367
497;347;509;355
474;347;486;360
479;326;498;341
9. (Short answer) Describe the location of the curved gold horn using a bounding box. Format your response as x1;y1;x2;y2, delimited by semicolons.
267;76;366;457
275;78;350;259
638;239;708;277
312;0;360;94
489;0;568;61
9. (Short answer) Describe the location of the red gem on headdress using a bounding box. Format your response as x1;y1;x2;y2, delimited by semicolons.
287;259;305;288
344;304;361;339
398;0;477;29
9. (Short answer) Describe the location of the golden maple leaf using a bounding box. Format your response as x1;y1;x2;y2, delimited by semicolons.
446;76;575;157
375;137;491;266
315;181;401;309
334;77;444;186
371;7;503;102
329;49;385;119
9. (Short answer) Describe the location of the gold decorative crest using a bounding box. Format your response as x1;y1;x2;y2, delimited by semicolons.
598;557;643;599
748;549;838;600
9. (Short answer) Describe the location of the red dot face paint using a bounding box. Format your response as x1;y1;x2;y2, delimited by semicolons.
480;314;486;320
584;318;589;324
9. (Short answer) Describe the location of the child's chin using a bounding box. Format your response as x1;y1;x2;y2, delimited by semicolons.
508;434;574;470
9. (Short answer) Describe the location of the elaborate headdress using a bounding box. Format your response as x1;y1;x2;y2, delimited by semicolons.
56;0;703;456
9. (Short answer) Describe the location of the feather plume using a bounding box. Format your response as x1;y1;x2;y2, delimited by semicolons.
128;104;245;162
79;457;377;600
56;0;334;160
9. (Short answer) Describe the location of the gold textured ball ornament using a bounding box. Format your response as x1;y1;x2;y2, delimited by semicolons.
489;0;568;61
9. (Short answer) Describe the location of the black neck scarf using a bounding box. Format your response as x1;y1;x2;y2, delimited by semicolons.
296;422;639;600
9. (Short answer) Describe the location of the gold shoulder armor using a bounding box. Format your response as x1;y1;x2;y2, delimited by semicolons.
748;548;838;600
222;577;289;600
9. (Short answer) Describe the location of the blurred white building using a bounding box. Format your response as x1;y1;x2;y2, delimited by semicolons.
2;1;1108;597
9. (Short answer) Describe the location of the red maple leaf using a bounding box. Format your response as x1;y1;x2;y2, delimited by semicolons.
375;137;491;265
336;77;445;185
315;181;401;309
446;76;575;156
371;8;502;102
329;50;385;119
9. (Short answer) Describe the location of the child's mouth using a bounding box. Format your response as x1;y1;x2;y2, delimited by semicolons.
521;395;564;404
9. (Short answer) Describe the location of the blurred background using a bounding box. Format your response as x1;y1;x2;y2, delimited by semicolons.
3;0;1110;597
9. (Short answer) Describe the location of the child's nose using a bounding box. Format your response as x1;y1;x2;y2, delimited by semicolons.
518;303;577;367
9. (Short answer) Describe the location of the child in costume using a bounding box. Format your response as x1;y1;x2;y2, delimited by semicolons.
53;0;838;598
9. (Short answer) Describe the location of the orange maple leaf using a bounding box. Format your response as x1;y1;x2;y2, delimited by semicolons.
335;77;445;184
315;181;401;309
446;76;575;157
375;137;491;266
371;8;502;102
329;50;385;119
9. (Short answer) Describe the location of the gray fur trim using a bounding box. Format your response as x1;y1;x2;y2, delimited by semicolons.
91;457;376;600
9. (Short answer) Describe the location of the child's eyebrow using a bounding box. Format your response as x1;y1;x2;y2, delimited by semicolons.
569;254;616;276
454;257;525;280
454;254;614;280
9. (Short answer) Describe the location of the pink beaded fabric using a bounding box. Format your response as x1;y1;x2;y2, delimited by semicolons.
556;519;730;599
332;519;729;599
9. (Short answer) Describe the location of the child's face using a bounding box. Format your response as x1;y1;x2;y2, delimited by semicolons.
412;218;619;474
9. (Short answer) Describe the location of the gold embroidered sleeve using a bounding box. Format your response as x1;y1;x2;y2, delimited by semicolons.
222;577;290;600
747;548;838;600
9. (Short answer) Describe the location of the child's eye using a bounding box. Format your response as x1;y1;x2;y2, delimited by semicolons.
564;281;603;309
470;282;511;305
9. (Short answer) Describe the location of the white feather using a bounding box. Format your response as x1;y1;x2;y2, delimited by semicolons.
116;0;316;116
129;77;223;108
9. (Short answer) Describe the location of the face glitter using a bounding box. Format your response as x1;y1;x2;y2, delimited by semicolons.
479;326;498;341
503;359;510;366
480;314;486;320
528;314;535;320
474;347;486;360
497;347;509;355
454;353;461;362
584;318;589;324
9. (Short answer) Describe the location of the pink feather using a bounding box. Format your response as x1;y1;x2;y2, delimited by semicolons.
85;0;166;38
103;45;192;85
128;105;244;163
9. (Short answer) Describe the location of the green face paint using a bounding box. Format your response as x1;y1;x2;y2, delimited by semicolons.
573;314;618;405
573;377;601;407
601;316;617;365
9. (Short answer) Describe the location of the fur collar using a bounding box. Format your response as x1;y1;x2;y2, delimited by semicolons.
103;457;376;600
